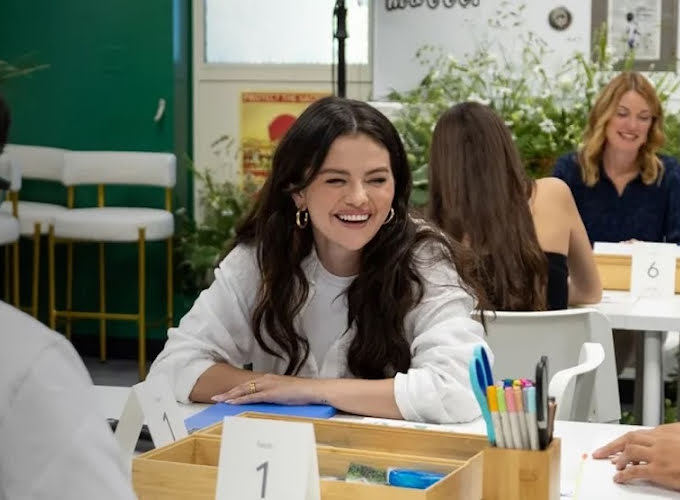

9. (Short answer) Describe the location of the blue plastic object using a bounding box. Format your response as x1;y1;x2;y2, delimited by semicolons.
184;402;337;431
388;468;445;489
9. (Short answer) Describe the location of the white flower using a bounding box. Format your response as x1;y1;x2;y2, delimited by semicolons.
539;118;557;134
558;75;572;91
467;93;490;106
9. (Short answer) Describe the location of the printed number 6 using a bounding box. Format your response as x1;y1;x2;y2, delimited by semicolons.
256;461;269;499
647;261;659;279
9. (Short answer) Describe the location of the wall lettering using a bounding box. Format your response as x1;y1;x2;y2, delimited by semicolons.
386;0;480;10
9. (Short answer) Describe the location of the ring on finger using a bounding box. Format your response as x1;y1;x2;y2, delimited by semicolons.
249;381;257;394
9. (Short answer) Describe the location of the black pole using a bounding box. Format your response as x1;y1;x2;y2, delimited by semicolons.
334;0;347;97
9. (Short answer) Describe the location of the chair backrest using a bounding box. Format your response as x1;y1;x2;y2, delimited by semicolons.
62;151;176;188
549;342;605;421
480;308;621;423
4;144;66;182
0;152;22;191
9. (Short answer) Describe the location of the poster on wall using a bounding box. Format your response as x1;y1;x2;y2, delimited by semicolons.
240;91;329;183
606;0;661;61
592;0;677;71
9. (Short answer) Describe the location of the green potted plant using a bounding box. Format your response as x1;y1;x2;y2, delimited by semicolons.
174;136;258;315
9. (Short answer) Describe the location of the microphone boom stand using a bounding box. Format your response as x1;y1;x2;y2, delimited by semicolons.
333;0;347;97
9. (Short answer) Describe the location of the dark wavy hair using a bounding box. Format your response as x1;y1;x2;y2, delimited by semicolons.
235;96;485;378
428;102;548;311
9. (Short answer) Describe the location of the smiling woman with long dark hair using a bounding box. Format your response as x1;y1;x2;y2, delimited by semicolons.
150;96;490;424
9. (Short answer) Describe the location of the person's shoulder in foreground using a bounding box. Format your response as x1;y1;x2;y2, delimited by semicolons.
0;301;136;500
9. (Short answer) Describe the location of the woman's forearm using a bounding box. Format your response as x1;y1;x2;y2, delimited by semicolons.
189;363;265;403
316;378;402;419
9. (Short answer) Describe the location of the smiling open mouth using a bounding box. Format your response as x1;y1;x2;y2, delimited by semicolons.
336;214;371;224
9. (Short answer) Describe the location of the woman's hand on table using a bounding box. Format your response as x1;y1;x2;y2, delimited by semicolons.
210;373;328;405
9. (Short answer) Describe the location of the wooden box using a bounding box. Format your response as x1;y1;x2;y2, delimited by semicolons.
133;414;560;500
595;254;680;292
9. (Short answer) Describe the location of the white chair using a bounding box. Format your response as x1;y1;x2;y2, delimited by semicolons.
48;151;176;380
0;153;21;307
0;145;68;317
480;308;621;423
549;342;605;421
663;331;679;381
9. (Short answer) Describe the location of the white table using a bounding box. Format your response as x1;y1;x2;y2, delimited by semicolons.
93;385;675;499
588;290;680;425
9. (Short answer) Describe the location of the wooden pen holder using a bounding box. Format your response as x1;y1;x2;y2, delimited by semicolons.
482;438;561;500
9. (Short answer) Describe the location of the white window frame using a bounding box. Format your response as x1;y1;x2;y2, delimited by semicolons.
194;0;373;84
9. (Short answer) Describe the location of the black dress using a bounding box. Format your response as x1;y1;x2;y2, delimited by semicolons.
545;252;568;310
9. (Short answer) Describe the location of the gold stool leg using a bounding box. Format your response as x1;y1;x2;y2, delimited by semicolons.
99;241;106;362
138;228;147;380
166;237;173;328
66;242;73;340
12;240;19;308
48;226;56;329
31;223;41;318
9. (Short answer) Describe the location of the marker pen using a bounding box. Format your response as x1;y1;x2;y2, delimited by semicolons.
525;386;540;451
487;385;505;448
496;385;514;449
513;385;530;449
504;387;523;449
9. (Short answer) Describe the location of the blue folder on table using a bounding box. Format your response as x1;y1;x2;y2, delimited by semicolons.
184;402;337;431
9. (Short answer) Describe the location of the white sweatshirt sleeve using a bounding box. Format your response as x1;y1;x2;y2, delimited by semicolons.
149;244;260;403
393;253;491;424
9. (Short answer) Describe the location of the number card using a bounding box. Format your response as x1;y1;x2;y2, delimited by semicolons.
630;242;677;298
114;375;188;464
215;416;320;500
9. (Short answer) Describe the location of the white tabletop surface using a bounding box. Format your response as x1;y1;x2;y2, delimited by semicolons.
93;385;676;499
593;290;680;332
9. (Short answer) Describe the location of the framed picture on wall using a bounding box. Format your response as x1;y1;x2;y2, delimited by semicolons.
591;0;678;71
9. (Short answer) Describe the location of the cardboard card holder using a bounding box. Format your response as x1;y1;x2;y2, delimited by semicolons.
482;438;561;500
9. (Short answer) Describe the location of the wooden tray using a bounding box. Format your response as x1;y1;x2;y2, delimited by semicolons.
133;434;482;499
596;254;680;292
133;414;559;500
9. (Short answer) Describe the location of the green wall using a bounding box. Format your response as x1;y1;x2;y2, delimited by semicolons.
0;1;192;347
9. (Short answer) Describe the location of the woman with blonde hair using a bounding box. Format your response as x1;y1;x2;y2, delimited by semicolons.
553;71;680;244
428;102;601;311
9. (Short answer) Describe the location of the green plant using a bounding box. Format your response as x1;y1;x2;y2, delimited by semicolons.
174;138;258;295
388;16;680;207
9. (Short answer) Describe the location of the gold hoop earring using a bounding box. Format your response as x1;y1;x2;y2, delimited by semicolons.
383;207;395;225
296;209;309;229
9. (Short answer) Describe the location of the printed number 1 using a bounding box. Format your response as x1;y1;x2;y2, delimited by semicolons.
256;461;269;499
162;412;176;441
